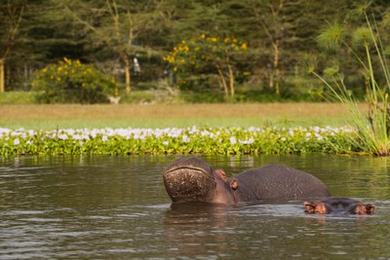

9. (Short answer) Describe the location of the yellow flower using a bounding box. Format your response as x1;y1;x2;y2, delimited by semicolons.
63;57;71;65
209;37;218;42
241;42;248;50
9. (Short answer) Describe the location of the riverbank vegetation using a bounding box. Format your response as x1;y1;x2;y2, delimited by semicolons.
2;1;390;103
315;15;390;156
0;126;356;157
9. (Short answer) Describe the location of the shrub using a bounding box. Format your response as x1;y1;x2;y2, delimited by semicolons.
0;91;38;104
32;58;117;104
164;35;248;97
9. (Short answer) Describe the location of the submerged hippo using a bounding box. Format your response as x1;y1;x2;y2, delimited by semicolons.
304;197;375;215
163;157;330;205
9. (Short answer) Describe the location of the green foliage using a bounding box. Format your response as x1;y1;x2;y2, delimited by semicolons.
0;126;355;157
315;16;390;156
2;0;390;103
164;34;248;97
164;35;248;71
352;26;373;48
179;90;224;103
31;58;117;104
317;23;346;51
0;91;37;104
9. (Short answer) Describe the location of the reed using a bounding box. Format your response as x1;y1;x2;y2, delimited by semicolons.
315;16;390;156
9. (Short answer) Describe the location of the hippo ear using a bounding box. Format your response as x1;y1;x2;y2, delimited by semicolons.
355;203;375;215
304;201;316;214
230;178;238;190
304;201;327;214
214;169;228;181
365;204;375;214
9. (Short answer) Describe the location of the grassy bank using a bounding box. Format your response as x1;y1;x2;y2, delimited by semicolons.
0;103;361;129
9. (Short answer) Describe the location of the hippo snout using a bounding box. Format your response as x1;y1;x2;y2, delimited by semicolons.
163;157;216;203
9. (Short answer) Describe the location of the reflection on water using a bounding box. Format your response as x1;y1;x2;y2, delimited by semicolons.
0;155;390;258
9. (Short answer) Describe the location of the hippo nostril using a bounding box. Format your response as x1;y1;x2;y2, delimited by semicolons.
163;166;216;203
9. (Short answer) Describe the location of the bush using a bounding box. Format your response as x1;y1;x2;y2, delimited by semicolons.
120;90;156;104
179;90;224;103
0;91;38;104
32;58;117;104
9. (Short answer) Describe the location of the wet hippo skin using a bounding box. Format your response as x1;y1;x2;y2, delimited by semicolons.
304;197;375;215
233;164;330;202
163;157;331;205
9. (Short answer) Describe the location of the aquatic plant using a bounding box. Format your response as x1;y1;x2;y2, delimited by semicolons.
315;16;390;156
0;126;355;157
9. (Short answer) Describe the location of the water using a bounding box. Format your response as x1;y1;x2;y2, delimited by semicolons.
0;155;390;259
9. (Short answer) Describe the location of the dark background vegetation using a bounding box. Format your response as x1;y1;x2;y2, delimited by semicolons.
1;0;390;103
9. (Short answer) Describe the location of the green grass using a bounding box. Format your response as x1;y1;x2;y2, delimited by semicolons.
0;103;353;129
0;117;347;130
0;91;37;104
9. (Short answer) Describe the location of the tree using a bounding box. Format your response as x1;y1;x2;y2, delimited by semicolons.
164;34;248;97
0;0;24;92
65;0;163;94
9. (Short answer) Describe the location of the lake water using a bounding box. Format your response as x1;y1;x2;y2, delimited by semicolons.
0;155;390;259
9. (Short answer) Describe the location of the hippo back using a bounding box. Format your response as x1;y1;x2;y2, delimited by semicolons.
235;164;330;202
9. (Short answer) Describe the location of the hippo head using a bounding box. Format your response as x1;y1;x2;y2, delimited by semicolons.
163;157;237;205
304;197;375;215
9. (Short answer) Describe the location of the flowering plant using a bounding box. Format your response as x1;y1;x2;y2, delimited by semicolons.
164;35;248;97
0;126;356;157
32;58;117;104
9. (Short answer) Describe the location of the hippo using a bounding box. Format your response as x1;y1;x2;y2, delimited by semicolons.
163;157;330;205
304;197;375;215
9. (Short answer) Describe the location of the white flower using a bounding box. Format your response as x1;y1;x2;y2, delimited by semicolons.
229;137;237;145
182;135;190;143
162;141;169;146
28;130;36;136
13;138;20;145
102;135;108;142
58;134;68;140
239;138;254;145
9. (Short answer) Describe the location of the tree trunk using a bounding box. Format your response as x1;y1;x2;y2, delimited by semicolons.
227;65;235;97
217;67;228;98
269;71;274;90
124;57;131;93
272;41;280;95
0;59;4;93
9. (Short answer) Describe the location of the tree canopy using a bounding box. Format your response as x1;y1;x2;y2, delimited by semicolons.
1;0;390;101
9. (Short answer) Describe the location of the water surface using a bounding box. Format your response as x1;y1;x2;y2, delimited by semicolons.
0;155;389;259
